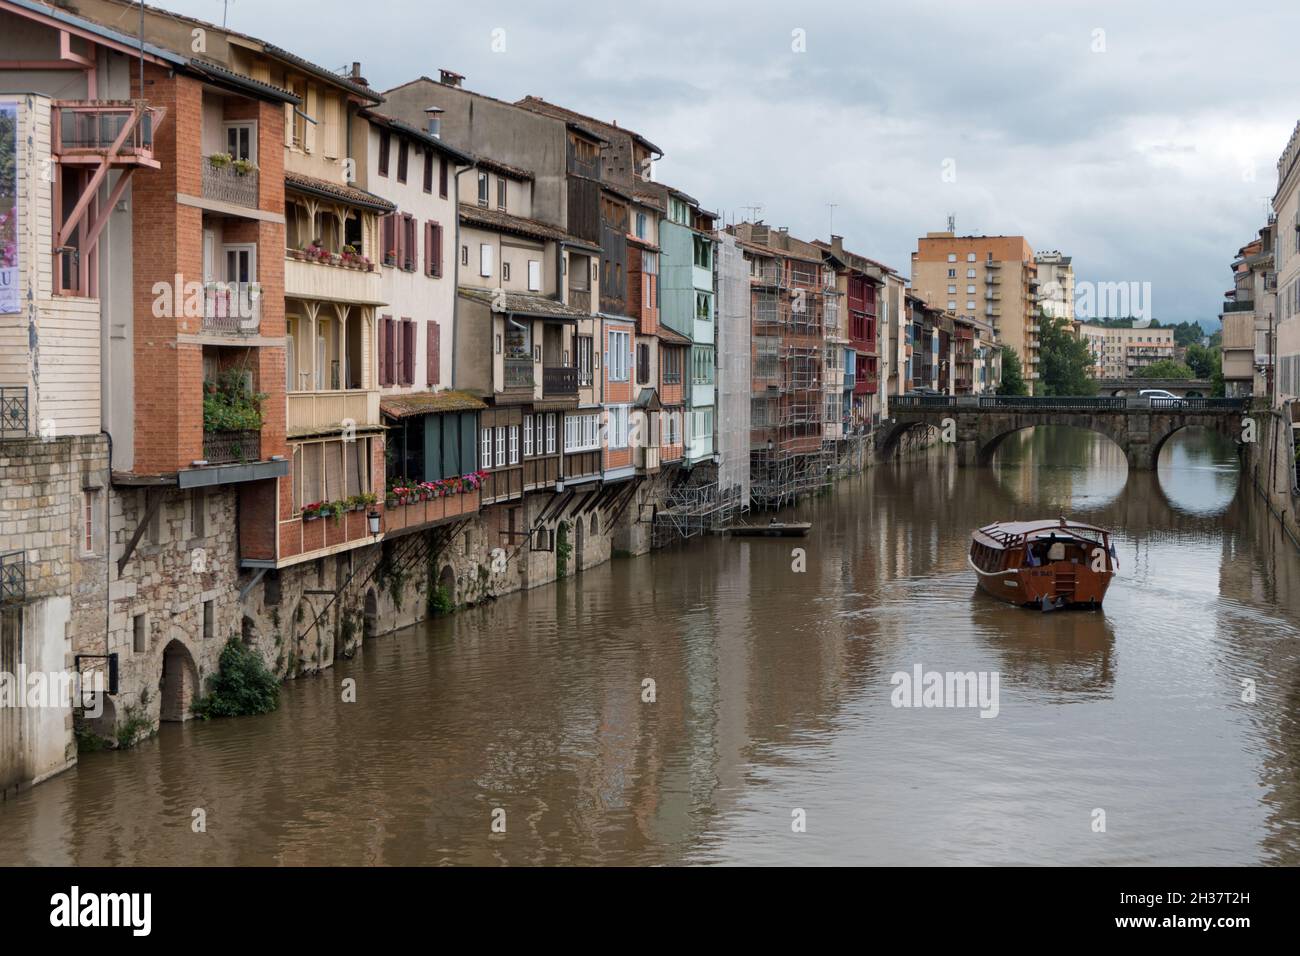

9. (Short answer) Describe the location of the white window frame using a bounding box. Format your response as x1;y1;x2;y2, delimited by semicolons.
524;415;534;457
527;259;541;292
509;425;519;464
546;413;556;454
222;121;257;163
495;426;506;467
609;328;630;382
480;243;494;278
481;427;492;469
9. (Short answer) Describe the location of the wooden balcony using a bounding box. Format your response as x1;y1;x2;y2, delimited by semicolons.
543;366;579;397
567;288;591;312
285;255;383;305
52;101;161;167
383;488;480;536
287;390;380;434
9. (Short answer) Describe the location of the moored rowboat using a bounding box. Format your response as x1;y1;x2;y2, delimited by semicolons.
727;521;811;538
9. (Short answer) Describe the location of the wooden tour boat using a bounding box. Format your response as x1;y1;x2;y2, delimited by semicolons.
968;518;1116;610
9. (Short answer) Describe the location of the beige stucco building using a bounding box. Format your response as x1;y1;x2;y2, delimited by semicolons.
1034;250;1074;323
911;232;1039;392
1271;122;1300;404
1075;323;1175;379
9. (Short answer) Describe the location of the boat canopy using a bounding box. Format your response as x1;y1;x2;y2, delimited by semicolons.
973;519;1109;550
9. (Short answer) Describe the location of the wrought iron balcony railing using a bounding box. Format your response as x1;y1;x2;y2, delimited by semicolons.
0;386;28;440
202;429;262;465
0;551;25;606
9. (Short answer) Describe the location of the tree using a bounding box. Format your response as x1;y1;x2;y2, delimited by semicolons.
997;346;1028;395
1135;359;1194;380
1038;312;1097;396
1184;343;1217;379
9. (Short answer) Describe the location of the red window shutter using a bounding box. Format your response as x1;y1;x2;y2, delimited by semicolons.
432;223;442;277
379;316;391;386
382;215;396;265
403;320;416;385
427;320;439;385
424;221;434;276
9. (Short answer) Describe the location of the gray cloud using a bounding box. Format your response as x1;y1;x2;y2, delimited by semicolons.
155;0;1300;322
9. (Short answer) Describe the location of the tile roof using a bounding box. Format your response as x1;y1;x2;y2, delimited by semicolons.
457;287;593;320
285;172;396;212
457;204;600;252
656;325;693;346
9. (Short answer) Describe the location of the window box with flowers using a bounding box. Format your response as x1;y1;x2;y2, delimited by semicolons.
302;501;323;521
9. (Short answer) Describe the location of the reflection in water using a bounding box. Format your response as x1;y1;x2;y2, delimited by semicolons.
0;428;1297;865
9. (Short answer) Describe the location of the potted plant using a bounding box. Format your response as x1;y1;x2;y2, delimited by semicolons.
207;152;233;169
360;492;378;510
302;501;322;521
331;500;349;524
231;157;257;176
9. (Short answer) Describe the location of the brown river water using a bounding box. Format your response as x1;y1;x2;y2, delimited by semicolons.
1;425;1298;865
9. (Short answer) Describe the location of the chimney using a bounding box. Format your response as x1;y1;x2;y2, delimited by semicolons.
350;62;367;86
424;107;444;139
439;68;465;88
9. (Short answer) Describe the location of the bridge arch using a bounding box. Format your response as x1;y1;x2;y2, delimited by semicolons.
876;420;941;461
976;419;1131;468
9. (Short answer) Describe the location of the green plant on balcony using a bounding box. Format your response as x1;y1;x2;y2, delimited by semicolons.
203;369;266;432
330;499;350;524
231;157;257;176
302;501;323;521
207;152;233;169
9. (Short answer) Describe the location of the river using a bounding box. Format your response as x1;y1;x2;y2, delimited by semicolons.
2;425;1298;865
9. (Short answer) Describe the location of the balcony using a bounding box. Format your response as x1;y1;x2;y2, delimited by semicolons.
202;160;260;208
1222;300;1255;314
567;288;592;313
503;360;534;390
52;101;160;166
543;366;579;397
287;390;380;434
202;283;262;334
0;386;28;440
285;254;383;306
384;487;480;536
202;429;262;465
635;444;660;472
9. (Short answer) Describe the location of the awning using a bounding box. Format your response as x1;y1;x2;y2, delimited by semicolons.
380;390;487;419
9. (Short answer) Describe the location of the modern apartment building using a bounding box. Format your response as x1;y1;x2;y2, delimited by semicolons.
1034;250;1074;322
1074;322;1176;379
912;231;1040;393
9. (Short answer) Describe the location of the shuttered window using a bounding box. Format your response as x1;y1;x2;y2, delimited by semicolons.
397;140;409;183
379;315;393;386
400;214;417;272
423;149;433;193
402;319;416;385
524;414;534;457
425;221;442;278
439;156;448;198
378;130;390;176
637;342;649;383
382;214;398;266
426;320;439;386
481;428;492;470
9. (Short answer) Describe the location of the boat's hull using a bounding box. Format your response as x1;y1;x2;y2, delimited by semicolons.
968;555;1112;608
729;523;811;538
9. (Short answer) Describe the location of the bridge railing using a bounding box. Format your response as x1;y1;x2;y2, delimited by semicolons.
978;395;1126;410
892;395;955;409
1149;396;1249;411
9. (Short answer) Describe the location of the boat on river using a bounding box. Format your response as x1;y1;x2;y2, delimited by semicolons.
727;520;812;538
968;517;1116;610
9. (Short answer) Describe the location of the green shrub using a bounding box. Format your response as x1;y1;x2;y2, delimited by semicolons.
192;638;280;719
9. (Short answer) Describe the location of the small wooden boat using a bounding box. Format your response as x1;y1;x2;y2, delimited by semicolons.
727;520;812;538
969;517;1116;609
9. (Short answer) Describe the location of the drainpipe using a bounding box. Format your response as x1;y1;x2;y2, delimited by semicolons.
100;428;113;657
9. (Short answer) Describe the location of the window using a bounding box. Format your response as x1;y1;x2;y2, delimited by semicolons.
948;301;957;310
966;285;976;294
635;212;647;239
133;613;147;654
509;425;519;464
480;243;494;278
528;260;541;292
967;269;976;278
497;178;507;210
82;489;97;554
224;122;256;162
608;405;630;449
378;130;390;176
203;600;214;641
693;235;711;269
565;412;601;452
191;488;205;538
693;347;715;384
503;262;511;282
577;336;593;386
439;156;448;198
425;221;442;277
947;269;956;278
967;301;976;310
947;285;957;294
695;290;710;321
397;140;409;183
662;347;682;384
524;415;534;456
495;426;506;467
546;414;556;454
534;414;544;455
947;253;957;263
636;342;650;383
478;172;489;207
461;245;469;267
608;329;630;381
423;150;433;193
481;428;492;469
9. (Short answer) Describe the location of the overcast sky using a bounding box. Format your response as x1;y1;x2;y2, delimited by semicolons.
155;0;1300;325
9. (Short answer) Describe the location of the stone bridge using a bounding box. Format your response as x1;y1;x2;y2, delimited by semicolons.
1095;378;1214;398
878;395;1249;470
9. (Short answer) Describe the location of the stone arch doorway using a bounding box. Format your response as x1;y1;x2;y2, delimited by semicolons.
437;565;455;608
556;522;570;577
574;515;584;573
159;640;199;722
363;588;379;640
